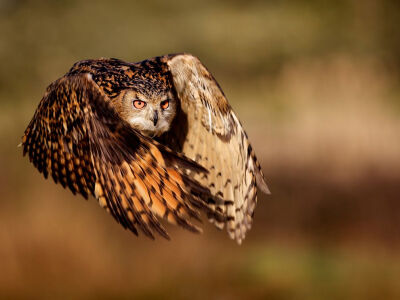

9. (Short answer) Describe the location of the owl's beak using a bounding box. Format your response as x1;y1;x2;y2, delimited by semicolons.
153;110;158;126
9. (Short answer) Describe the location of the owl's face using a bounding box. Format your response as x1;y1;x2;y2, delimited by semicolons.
114;89;177;137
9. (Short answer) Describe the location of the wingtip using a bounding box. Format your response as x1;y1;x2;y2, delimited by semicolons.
155;224;171;240
256;173;271;195
260;182;271;195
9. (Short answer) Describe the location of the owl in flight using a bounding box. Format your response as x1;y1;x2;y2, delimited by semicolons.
22;54;269;244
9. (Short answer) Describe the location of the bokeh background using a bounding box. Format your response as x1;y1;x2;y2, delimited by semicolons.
1;0;400;299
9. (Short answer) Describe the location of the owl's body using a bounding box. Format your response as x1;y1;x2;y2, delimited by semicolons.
22;54;269;244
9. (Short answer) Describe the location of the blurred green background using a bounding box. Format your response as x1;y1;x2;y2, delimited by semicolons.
1;0;400;299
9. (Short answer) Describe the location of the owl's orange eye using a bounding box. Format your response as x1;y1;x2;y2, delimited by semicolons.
133;100;146;109
160;100;169;110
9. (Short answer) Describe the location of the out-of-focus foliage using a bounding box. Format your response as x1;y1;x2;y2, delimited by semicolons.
1;0;400;299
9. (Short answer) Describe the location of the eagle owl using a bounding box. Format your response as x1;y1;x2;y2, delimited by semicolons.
22;54;269;244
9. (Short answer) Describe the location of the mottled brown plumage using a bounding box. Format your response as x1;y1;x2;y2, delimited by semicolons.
22;53;269;244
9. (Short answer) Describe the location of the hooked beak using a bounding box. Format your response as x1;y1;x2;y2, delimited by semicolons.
153;110;158;126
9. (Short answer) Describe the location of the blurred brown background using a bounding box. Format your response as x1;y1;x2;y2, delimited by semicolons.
1;0;400;299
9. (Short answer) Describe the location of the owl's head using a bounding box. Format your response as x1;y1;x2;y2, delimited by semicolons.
113;88;177;137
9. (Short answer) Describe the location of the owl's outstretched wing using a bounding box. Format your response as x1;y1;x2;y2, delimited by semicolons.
159;54;270;244
22;74;226;239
